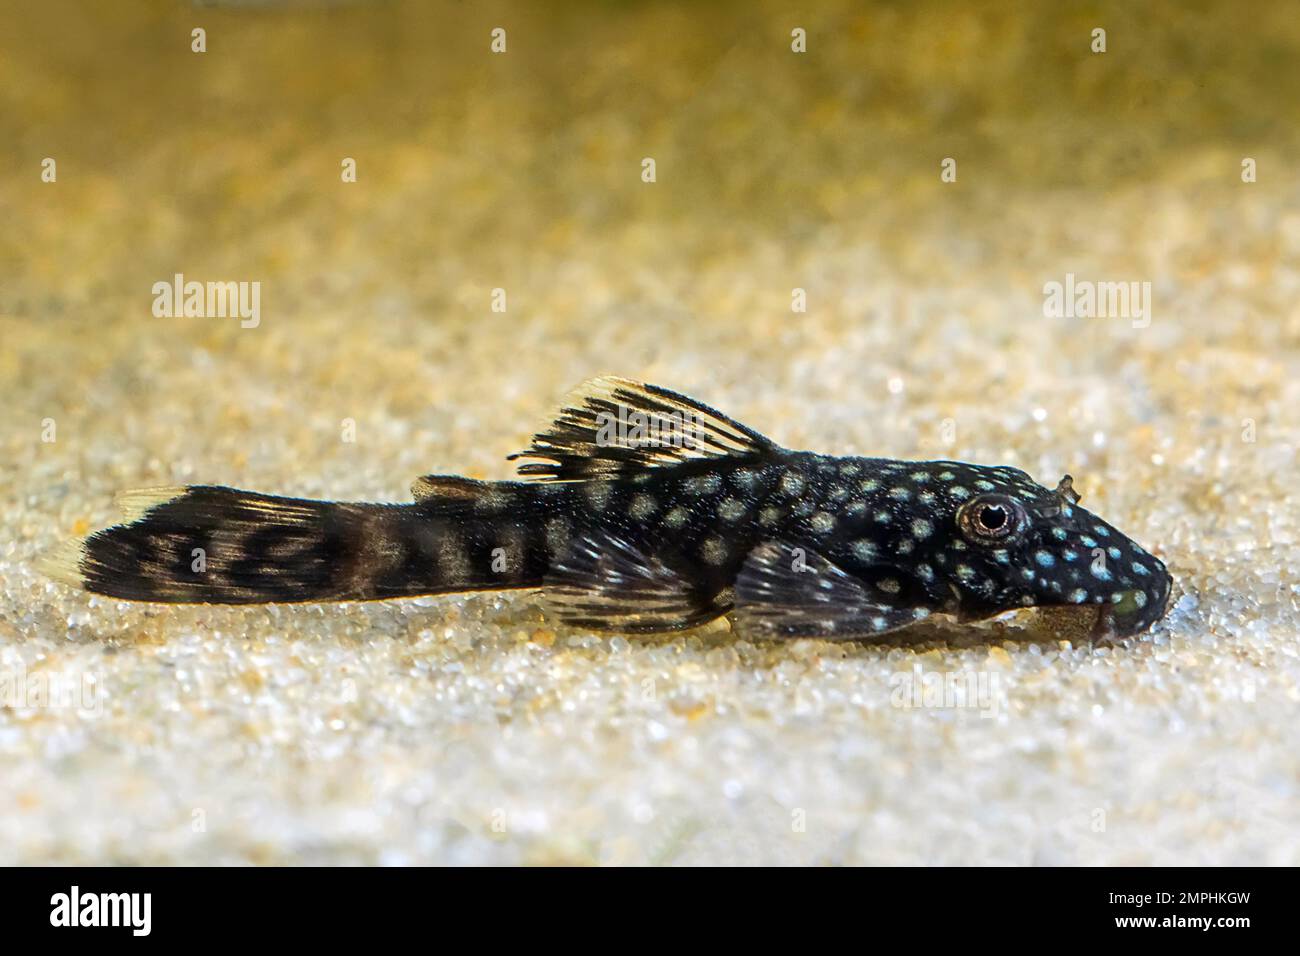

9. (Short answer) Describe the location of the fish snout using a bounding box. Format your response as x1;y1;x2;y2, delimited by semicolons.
1029;507;1171;636
1097;552;1172;636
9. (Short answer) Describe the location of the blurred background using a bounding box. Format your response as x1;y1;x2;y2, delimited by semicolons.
1;0;1297;864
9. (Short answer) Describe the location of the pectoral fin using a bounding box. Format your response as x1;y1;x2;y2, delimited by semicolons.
733;541;928;639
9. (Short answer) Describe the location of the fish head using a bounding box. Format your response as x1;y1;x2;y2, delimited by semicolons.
918;464;1171;636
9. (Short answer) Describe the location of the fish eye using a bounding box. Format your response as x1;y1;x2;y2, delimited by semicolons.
957;494;1028;544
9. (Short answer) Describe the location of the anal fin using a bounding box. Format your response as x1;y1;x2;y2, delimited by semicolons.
734;541;928;639
544;529;724;633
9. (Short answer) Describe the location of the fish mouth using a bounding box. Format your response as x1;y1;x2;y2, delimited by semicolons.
1025;486;1173;638
1090;569;1173;637
946;569;1171;636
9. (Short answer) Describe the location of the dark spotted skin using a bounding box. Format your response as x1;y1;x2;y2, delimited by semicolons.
535;453;1169;636
75;484;558;604
62;379;1172;638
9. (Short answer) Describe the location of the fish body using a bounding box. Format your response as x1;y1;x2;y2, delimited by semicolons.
52;378;1171;638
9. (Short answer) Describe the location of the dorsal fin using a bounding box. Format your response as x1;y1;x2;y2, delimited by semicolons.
508;376;777;482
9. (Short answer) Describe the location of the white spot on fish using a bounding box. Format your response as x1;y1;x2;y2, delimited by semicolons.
629;493;657;520
664;506;690;529
701;537;728;565
717;497;746;521
779;472;805;496
437;532;472;581
851;539;877;562
584;483;612;510
545;518;570;556
684;474;722;496
911;518;933;539
810;511;836;534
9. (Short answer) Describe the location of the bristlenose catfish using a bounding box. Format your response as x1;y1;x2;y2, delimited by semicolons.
49;377;1172;638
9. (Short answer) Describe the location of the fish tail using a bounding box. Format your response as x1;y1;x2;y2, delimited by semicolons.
45;483;548;604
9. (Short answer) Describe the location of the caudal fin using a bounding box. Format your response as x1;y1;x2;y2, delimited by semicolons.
45;485;483;604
